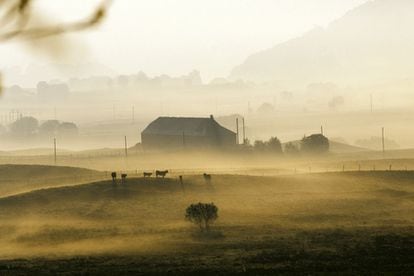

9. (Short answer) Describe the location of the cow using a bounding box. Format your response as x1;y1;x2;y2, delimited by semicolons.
143;172;153;178
111;172;117;184
121;174;127;184
156;170;169;178
203;173;212;182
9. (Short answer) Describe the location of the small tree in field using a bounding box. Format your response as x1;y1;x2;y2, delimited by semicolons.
185;203;218;231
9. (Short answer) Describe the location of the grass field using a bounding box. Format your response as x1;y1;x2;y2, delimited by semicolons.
0;169;413;274
0;164;106;197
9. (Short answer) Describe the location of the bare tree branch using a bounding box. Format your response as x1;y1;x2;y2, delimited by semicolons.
0;0;112;41
0;0;112;94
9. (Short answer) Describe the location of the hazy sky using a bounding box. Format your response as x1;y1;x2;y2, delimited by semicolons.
0;0;369;82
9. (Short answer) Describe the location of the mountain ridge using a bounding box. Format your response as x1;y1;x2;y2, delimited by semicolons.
230;0;414;87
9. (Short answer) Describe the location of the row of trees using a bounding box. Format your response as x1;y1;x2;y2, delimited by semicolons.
243;134;330;155
1;116;78;139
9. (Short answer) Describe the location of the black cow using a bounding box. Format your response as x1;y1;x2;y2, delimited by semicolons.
156;170;169;178
143;172;153;177
203;173;212;182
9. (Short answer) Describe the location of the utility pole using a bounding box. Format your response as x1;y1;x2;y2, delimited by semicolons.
236;118;239;145
124;136;128;157
242;117;246;145
321;125;324;135
53;138;57;165
382;127;385;158
370;94;373;113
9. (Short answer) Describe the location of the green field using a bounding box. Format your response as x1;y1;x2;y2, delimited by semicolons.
0;169;413;274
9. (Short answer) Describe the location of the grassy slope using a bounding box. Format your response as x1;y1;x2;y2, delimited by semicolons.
0;172;413;273
0;164;105;197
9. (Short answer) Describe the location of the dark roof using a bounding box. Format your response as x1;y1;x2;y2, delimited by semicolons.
142;116;235;137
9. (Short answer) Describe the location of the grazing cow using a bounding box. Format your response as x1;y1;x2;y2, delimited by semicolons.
156;170;169;178
203;173;212;182
143;172;153;178
111;172;117;184
121;174;127;184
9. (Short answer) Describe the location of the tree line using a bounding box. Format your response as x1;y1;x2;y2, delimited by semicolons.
0;116;78;139
242;134;330;155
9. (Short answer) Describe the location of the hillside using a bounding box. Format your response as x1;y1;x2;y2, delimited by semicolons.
230;0;414;86
0;172;412;259
0;164;105;197
0;148;73;156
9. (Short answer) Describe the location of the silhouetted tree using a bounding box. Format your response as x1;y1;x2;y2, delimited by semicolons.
39;120;60;137
257;102;275;114
9;116;38;137
301;134;329;154
254;140;266;152
284;142;300;155
58;122;78;136
267;136;283;154
185;203;218;231
253;137;283;154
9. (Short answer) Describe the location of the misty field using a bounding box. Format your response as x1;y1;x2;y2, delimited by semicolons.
0;167;413;274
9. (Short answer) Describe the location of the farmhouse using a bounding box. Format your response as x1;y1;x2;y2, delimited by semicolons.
141;115;236;149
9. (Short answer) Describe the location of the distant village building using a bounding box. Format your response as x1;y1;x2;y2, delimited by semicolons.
141;116;236;150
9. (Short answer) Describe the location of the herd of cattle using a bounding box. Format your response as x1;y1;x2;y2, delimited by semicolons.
110;170;212;182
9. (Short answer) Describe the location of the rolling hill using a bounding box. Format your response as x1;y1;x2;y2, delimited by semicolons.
0;172;412;229
0;172;412;270
0;164;105;197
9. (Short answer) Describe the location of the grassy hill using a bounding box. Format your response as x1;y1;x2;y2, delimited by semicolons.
0;171;412;264
0;164;105;197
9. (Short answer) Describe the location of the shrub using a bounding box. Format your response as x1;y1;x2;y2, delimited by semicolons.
185;202;218;231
